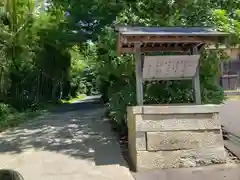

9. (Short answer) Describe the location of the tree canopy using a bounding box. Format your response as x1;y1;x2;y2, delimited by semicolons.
0;0;239;130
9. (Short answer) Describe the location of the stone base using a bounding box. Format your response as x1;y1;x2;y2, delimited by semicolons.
127;104;227;172
136;147;226;171
133;164;240;180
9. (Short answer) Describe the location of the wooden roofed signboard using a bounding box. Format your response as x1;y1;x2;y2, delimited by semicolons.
115;26;229;105
143;55;200;80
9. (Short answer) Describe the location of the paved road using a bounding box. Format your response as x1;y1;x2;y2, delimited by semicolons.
220;100;240;137
0;100;134;180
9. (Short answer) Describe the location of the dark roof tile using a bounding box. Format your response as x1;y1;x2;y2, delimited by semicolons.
116;26;228;36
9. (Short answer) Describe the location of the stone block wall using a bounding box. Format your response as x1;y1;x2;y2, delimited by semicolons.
127;104;227;172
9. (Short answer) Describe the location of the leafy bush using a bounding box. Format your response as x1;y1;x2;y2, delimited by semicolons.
0;103;16;118
102;52;226;133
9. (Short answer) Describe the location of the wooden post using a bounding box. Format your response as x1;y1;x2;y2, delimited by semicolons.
134;43;143;105
219;63;224;86
192;47;201;104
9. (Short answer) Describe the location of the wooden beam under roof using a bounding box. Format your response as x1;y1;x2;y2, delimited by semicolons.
119;42;204;54
121;47;185;53
120;35;218;44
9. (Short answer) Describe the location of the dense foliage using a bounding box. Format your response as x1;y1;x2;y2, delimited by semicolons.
0;0;239;131
96;1;240;132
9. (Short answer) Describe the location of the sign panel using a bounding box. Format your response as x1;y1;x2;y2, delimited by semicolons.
142;55;200;80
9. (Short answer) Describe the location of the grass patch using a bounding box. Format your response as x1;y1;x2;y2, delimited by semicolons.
226;95;240;100
59;94;86;103
0;102;58;132
0;94;86;132
0;111;42;131
225;90;240;92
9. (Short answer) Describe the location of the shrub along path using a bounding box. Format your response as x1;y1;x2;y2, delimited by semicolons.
0;97;134;180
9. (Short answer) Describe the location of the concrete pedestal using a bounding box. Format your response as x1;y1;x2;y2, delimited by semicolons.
127;104;227;172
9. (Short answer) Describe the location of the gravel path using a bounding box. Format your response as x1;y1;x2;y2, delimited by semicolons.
0;99;134;180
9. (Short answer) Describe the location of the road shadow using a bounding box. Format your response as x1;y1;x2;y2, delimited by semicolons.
0;98;127;168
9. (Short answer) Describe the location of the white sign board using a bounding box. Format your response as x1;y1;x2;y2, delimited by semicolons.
142;55;200;80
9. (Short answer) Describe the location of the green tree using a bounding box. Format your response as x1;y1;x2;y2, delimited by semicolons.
94;0;240;131
0;0;239;131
